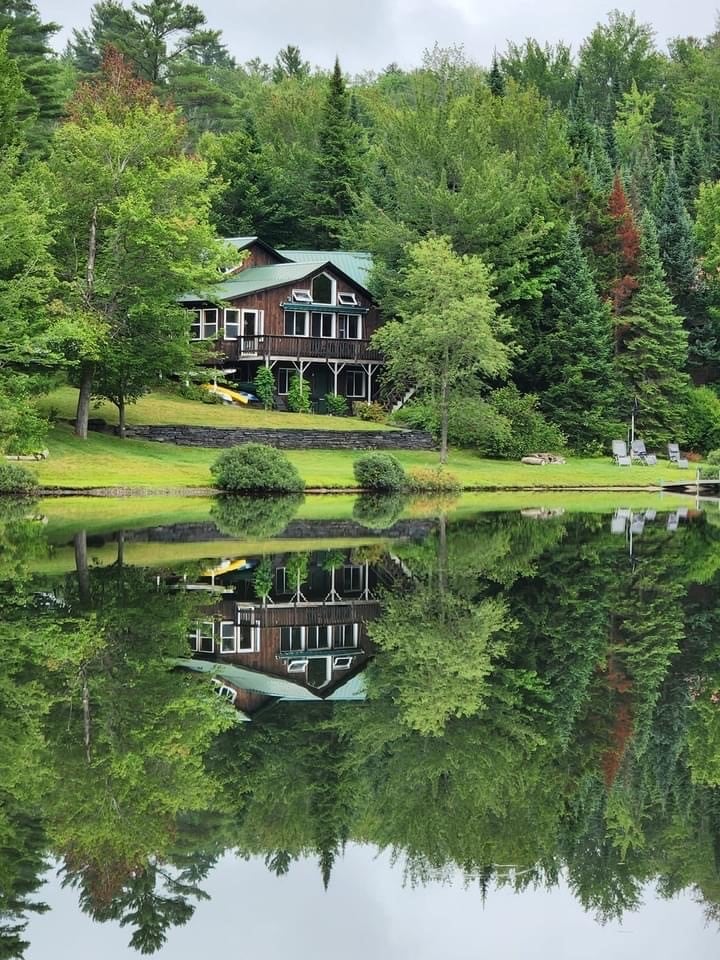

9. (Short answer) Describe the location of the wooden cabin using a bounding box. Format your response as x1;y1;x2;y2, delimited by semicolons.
180;237;384;408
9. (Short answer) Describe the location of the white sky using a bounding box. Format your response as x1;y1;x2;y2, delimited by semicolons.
38;0;718;74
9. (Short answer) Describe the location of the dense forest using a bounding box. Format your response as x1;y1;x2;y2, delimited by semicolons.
3;1;720;453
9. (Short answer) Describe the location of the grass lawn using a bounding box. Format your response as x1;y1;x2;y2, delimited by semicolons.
39;386;394;432
33;423;700;492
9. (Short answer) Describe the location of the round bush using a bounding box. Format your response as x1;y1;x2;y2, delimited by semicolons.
706;449;720;466
353;453;406;491
211;494;303;538
210;444;304;493
353;492;407;530
0;462;39;495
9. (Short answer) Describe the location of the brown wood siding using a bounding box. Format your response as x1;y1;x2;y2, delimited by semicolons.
233;243;285;271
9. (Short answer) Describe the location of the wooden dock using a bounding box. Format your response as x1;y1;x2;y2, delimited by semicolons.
661;469;720;495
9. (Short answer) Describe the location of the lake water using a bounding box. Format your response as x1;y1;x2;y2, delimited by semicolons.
2;494;720;958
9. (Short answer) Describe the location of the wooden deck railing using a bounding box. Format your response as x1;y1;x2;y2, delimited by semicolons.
232;335;382;363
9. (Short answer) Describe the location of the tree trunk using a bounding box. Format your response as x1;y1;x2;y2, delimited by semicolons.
440;350;449;465
115;531;125;567
75;363;94;439
117;394;126;439
438;512;448;598
74;531;90;605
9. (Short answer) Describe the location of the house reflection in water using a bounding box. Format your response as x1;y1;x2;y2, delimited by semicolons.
176;549;394;718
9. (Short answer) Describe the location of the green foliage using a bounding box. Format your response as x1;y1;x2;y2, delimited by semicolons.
324;393;348;417
210;494;303;538
488;385;566;458
355;401;385;422
353;453;406;491
0;462;38;494
286;374;311;414
706;449;720;466
682;387;720;454
352;492;407;529
210;444;304;493
253;557;273;601
253;366;275;410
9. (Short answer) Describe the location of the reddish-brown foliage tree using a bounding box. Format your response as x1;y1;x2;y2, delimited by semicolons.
607;173;641;317
66;46;160;124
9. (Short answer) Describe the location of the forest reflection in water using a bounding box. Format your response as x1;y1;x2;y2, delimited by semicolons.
1;495;720;955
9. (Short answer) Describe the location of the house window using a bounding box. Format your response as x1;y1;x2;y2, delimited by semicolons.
212;679;237;704
189;620;215;653
219;621;236;653
224;309;240;339
292;289;312;303
287;659;307;673
277;368;293;396
307;626;330;650
333;656;353;669
338;292;358;306
281;626;304;651
311;273;333;304
275;566;289;592
237;623;257;652
338;314;361;339
343;565;363;593
284;311;307;336
191;308;218;340
311;312;333;338
242;310;260;337
346;370;366;398
334;623;359;649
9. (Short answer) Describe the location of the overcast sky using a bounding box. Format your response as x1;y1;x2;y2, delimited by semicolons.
39;0;718;74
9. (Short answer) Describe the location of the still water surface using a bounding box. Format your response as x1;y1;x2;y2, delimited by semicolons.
2;495;720;957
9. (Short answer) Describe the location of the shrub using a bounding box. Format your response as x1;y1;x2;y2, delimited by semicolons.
177;383;207;402
211;493;303;538
287;374;312;413
486;386;566;459
682;387;720;454
254;366;275;410
353;452;406;490
201;391;223;404
355;401;386;423
210;444;304;493
406;466;462;493
325;393;348;417
0;462;39;495
706;449;720;466
352;492;407;529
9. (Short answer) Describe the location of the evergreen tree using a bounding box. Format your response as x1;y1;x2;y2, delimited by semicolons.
656;156;696;314
272;44;310;83
607;173;640;316
678;126;709;208
488;53;504;97
307;57;360;246
615;212;690;445
541;220;620;451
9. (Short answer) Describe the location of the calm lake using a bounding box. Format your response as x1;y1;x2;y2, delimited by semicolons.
2;493;720;958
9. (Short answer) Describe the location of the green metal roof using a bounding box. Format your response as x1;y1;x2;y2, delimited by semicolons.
279;250;372;287
178;261;328;304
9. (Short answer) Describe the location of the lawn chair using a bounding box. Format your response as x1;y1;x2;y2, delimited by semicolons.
630;512;645;535
611;509;629;534
612;440;631;466
667;442;689;469
631;439;657;466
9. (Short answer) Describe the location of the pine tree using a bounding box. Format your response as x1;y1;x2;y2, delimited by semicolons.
488;53;504;97
541;220;620;451
607;173;640;316
615;212;690;445
678;126;709;208
656;156;696;315
307;57;360;246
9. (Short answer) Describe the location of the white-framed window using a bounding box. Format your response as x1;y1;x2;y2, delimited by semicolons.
343;565;363;593
224;309;240;339
284;311;307;336
219;621;236;653
212;679;237;704
311;312;334;338
334;623;359;648
338;314;361;340
346;370;366;398
287;659;308;673
242;309;261;337
292;289;312;303
237;622;258;653
189;620;215;653
281;626;304;652
277;369;293;396
333;656;353;669
311;273;334;304
191;308;219;340
338;292;358;306
307;625;331;650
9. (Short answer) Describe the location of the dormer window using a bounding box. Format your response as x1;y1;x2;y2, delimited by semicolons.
292;289;312;303
311;273;334;304
338;292;358;306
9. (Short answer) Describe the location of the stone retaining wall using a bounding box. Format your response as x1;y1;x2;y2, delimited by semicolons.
87;420;435;451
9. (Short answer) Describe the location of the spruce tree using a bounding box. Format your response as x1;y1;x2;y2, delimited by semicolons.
678;126;709;208
615;212;690;445
488;53;504;97
541;220;620;451
607;173;640;315
307;57;360;246
657;157;696;314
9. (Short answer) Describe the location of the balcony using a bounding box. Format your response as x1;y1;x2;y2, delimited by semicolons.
230;335;382;363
